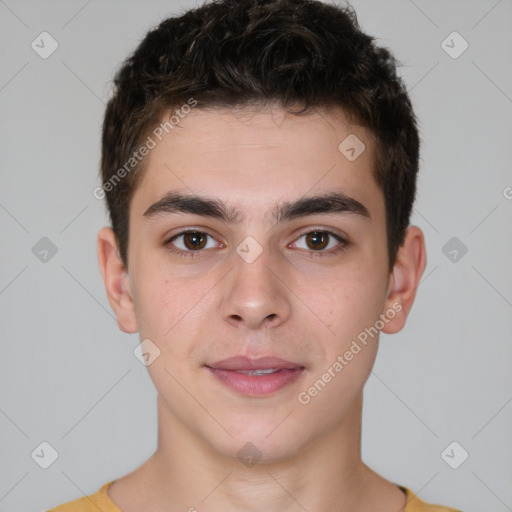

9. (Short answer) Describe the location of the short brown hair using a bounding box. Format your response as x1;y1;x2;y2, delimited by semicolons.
100;0;420;271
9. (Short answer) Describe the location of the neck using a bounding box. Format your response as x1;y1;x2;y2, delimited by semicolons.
140;393;386;512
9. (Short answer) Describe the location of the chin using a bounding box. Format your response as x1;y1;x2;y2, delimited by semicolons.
207;422;307;467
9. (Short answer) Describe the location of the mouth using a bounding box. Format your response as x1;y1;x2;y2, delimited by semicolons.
205;356;305;396
206;356;304;371
231;368;283;375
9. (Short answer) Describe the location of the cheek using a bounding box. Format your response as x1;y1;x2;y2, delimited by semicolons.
301;278;385;410
131;264;184;340
320;270;387;344
132;264;214;357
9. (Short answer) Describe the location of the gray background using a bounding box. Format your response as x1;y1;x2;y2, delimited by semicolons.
1;0;511;510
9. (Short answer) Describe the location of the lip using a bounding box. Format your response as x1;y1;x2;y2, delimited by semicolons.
206;356;305;396
208;356;303;371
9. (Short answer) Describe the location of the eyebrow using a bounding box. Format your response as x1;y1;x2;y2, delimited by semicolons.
143;191;370;224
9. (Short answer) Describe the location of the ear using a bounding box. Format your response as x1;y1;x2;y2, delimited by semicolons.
97;226;138;333
381;225;427;335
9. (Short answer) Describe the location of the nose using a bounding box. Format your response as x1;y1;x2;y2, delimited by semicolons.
219;244;292;330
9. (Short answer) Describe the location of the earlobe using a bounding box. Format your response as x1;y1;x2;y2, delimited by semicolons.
381;226;427;335
97;227;138;333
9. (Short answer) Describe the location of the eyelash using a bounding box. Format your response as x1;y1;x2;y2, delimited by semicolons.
164;228;349;259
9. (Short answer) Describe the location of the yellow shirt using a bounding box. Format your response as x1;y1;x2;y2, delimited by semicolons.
47;480;461;511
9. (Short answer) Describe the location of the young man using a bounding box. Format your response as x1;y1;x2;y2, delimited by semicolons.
49;0;461;510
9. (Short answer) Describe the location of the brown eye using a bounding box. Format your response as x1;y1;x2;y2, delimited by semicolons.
166;230;219;255
304;231;329;250
182;231;208;250
291;229;347;256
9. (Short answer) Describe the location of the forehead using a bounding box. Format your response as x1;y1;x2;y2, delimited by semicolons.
152;105;371;160
131;106;382;221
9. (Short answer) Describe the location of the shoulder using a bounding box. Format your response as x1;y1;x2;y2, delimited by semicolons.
400;486;462;512
46;481;119;512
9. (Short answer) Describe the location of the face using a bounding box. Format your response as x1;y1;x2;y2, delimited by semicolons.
101;105;422;464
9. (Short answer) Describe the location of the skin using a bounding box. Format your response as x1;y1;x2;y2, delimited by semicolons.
98;105;426;512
